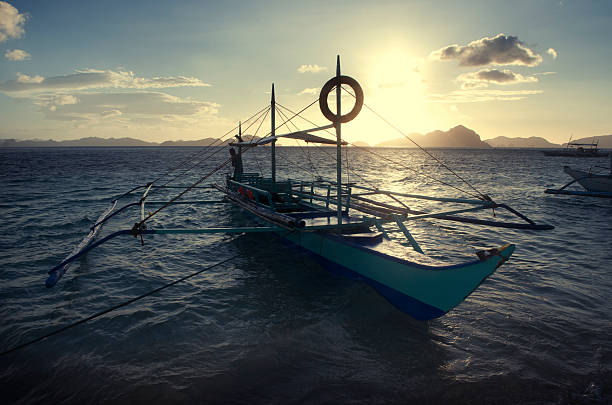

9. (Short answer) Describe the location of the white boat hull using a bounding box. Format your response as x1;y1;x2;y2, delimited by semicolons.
563;166;612;192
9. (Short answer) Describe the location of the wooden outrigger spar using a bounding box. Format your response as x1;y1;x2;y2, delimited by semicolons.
46;56;554;320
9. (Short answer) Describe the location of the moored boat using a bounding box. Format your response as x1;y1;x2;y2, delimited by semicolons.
44;56;554;321
545;153;612;197
542;137;608;157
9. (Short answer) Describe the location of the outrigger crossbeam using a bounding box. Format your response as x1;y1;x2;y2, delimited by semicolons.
46;225;283;288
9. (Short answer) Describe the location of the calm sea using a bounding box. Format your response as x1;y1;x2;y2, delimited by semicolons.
1;147;611;404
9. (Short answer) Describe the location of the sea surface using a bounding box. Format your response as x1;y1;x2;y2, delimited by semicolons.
0;146;611;404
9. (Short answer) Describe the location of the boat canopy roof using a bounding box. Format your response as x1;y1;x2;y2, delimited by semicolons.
230;130;346;146
568;141;598;146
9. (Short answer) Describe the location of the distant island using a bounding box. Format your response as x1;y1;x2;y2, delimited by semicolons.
2;127;611;148
484;136;560;148
376;125;491;148
0;137;237;148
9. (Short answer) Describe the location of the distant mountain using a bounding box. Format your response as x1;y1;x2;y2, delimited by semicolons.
375;125;491;148
0;137;158;147
484;136;561;148
159;138;231;147
350;141;371;147
565;134;612;148
0;135;268;147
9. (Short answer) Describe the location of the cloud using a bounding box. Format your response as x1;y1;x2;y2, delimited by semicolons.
35;92;219;122
427;89;543;103
5;48;30;60
457;69;538;88
34;94;79;111
430;33;542;67
0;69;210;95
547;48;558;59
297;64;327;73
16;72;43;83
101;109;122;118
298;87;318;95
0;67;219;125
0;1;26;42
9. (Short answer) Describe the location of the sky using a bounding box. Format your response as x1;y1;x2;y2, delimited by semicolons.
0;0;610;145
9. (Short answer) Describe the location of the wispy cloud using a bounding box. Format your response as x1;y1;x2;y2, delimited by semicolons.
457;69;537;89
35;91;219;122
430;33;542;67
0;69;210;95
547;48;558;59
297;87;318;95
297;64;327;73
428;89;543;103
0;1;26;42
5;48;30;60
0;67;218;125
16;72;43;83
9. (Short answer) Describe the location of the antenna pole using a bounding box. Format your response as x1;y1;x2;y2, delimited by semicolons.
335;55;342;225
271;83;276;184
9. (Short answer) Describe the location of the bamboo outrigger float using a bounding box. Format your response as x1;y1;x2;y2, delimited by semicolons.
46;57;554;320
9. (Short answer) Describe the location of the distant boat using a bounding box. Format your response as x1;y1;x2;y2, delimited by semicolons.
545;153;612;198
542;136;608;157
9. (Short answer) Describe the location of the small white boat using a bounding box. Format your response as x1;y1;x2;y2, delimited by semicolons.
562;166;612;193
545;153;612;197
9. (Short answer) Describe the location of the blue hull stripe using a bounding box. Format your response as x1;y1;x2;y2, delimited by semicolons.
277;233;446;320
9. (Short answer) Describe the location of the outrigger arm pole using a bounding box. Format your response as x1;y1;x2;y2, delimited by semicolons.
46;226;283;287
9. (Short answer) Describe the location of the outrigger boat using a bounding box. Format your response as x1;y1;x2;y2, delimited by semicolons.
542;136;608;157
545;153;612;198
45;57;553;320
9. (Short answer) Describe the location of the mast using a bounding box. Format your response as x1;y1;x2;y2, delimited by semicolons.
238;121;242;157
271;83;276;184
335;55;342;225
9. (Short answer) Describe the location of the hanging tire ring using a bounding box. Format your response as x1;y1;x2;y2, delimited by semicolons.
319;75;364;123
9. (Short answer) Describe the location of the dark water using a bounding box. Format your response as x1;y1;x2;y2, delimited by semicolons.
1;147;611;404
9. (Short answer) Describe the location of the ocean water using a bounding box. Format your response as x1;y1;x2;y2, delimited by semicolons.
0;146;611;404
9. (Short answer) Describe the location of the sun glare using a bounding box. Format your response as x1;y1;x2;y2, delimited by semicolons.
351;51;432;145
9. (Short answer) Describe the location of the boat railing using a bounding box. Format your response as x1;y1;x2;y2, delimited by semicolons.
227;179;275;207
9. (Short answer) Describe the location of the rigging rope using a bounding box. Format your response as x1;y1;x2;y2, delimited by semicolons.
158;106;271;188
276;102;482;199
248;107;270;175
0;255;237;357
135;100;321;227
134;105;271;199
274;105;321;181
340;85;489;200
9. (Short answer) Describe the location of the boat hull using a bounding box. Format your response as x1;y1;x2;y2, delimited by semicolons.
563;166;612;192
279;229;514;320
542;150;608;157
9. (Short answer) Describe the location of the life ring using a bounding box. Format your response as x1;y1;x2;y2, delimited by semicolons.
319;75;364;123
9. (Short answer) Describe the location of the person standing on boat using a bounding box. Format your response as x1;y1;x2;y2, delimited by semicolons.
229;147;243;180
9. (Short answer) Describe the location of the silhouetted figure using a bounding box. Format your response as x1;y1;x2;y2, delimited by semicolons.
229;147;243;179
